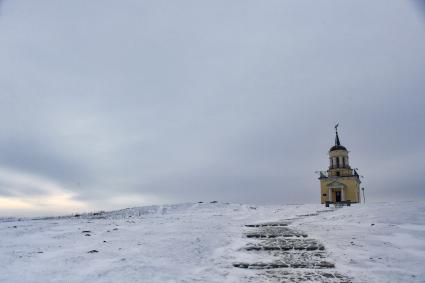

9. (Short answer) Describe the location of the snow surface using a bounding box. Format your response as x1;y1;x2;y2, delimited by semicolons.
1;201;424;282
295;201;425;283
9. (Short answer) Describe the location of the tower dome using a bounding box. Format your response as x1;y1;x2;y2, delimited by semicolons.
329;126;347;152
328;125;350;171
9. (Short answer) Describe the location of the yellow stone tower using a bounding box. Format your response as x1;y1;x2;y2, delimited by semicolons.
319;125;361;205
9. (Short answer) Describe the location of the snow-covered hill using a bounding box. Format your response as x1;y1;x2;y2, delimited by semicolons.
1;201;424;282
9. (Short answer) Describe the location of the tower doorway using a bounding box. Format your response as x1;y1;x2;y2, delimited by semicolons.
335;191;341;202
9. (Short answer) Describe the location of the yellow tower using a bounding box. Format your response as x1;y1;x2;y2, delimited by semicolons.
319;125;361;205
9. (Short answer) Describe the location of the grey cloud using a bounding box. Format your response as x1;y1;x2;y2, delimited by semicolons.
0;136;93;186
0;180;48;197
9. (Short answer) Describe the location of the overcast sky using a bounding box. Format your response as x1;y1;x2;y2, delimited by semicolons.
0;0;425;216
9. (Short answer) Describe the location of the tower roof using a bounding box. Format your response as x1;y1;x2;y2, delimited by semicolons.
330;124;347;152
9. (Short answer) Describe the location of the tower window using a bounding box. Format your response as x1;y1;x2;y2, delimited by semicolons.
336;157;339;167
336;171;340;176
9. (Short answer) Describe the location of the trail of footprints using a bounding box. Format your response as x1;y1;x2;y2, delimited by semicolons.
233;213;351;283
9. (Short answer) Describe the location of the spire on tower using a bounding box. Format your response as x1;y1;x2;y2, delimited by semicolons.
330;123;347;152
335;123;341;146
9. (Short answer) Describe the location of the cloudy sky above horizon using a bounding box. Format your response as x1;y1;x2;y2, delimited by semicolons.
1;0;425;216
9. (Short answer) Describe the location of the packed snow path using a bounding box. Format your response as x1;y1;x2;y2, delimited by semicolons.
233;211;351;282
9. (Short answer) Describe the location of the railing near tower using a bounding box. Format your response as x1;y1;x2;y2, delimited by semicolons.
328;165;351;169
318;169;360;178
325;200;351;208
318;171;328;179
